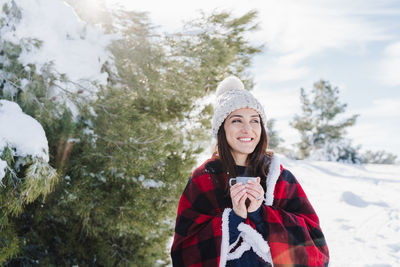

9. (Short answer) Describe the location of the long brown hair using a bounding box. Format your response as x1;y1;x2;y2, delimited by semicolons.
214;116;274;195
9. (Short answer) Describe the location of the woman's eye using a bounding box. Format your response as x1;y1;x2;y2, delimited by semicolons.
232;119;241;123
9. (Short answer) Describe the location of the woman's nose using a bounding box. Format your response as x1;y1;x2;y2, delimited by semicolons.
241;122;251;132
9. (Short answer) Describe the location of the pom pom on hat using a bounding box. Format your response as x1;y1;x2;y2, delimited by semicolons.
211;75;267;138
215;76;245;97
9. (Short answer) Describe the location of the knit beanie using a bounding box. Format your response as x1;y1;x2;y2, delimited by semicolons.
212;76;267;138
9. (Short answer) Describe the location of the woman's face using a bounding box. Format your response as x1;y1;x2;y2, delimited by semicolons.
223;108;261;165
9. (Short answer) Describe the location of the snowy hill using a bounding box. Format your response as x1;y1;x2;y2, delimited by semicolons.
280;156;400;266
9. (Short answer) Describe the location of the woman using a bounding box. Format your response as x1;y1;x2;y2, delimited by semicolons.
171;76;329;266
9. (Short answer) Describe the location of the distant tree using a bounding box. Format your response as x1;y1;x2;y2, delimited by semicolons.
336;140;363;164
309;139;362;164
291;80;359;161
362;150;398;164
266;119;284;150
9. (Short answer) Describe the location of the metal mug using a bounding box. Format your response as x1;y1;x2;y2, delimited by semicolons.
229;176;257;186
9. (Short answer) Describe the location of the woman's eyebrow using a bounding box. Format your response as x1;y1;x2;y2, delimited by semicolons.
229;115;243;119
229;114;259;119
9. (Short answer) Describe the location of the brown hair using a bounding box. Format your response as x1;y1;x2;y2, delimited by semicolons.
213;116;273;195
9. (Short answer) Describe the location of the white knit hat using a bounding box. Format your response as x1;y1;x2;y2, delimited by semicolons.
212;76;267;138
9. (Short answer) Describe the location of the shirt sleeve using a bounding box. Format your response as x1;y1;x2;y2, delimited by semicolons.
228;210;245;244
247;205;267;236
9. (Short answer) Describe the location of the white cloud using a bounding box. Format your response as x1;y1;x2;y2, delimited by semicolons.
350;97;400;118
255;52;310;83
256;0;392;50
251;0;393;83
253;86;300;120
253;86;302;147
347;97;400;155
348;121;400;155
377;41;400;86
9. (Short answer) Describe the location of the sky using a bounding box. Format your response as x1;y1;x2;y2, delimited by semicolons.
104;0;400;158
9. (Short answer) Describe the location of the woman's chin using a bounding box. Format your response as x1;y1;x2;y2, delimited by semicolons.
237;146;256;154
234;149;256;157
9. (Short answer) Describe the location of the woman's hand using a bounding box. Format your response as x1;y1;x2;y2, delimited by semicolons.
246;177;264;213
230;182;248;219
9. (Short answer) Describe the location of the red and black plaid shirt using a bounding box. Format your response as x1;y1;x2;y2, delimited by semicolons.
171;155;329;266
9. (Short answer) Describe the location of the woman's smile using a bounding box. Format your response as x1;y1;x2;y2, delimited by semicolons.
237;137;254;142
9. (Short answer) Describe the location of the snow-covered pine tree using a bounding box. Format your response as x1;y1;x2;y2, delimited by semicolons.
291;80;359;161
0;100;58;264
1;0;112;264
2;1;263;265
10;6;262;266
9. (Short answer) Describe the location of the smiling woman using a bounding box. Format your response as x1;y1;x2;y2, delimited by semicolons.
171;76;329;266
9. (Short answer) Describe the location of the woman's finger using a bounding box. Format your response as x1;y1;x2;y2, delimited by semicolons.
245;185;262;196
245;184;263;197
247;193;257;202
233;189;245;203
232;187;246;205
238;191;247;206
230;183;244;195
246;178;263;190
246;189;262;200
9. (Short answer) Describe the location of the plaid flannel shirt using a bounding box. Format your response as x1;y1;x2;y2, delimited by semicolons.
171;155;329;266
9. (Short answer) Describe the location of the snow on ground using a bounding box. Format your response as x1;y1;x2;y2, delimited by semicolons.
280;156;400;266
0;100;49;164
